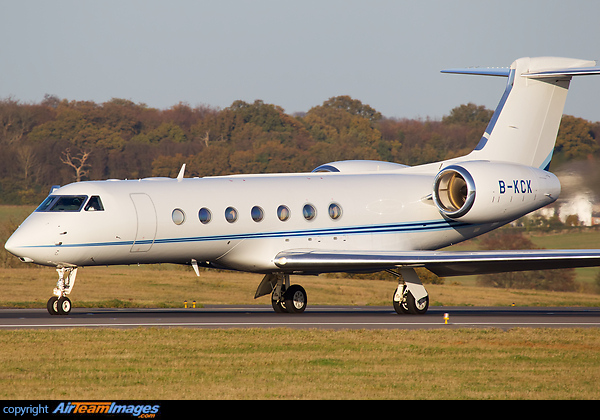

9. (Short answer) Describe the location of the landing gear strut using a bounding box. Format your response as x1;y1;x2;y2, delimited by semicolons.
47;267;77;315
388;268;429;315
255;273;307;313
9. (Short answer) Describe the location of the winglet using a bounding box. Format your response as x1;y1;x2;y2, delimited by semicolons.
177;164;186;181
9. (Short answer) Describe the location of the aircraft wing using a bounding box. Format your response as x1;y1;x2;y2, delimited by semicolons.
273;249;600;277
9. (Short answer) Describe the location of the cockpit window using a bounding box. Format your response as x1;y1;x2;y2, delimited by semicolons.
85;196;104;211
36;196;58;212
35;195;88;212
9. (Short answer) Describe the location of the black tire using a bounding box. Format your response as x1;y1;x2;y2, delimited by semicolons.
406;291;429;315
271;295;287;313
57;296;72;315
283;285;307;313
392;290;410;315
47;296;59;315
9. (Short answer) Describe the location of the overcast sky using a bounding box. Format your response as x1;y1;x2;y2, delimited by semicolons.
1;1;599;121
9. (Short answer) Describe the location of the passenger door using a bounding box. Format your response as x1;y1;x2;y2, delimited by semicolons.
130;193;157;252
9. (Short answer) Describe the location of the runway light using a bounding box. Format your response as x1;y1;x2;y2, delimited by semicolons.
443;313;449;324
184;300;187;308
193;300;196;308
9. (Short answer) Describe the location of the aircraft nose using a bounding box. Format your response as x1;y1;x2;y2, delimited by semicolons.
4;232;18;255
4;228;34;263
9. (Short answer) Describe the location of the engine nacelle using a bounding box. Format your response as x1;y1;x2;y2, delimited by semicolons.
312;160;409;173
432;161;561;224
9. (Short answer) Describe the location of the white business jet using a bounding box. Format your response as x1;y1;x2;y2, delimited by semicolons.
6;56;600;316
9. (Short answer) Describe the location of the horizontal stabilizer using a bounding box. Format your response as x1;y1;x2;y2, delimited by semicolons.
442;59;600;79
441;67;510;77
523;66;600;78
274;249;600;277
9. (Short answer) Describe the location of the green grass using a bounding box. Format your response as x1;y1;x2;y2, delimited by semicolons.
2;328;600;399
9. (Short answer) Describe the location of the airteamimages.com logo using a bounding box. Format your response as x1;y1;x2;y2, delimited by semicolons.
53;402;160;417
3;402;161;418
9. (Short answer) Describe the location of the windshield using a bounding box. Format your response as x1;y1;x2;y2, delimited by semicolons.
35;195;88;212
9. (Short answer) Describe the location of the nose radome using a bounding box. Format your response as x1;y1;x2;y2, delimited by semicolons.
4;228;33;263
4;233;17;255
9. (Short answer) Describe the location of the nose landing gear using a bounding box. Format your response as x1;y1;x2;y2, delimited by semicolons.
47;267;77;315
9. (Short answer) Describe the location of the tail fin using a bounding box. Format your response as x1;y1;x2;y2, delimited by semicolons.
443;57;600;170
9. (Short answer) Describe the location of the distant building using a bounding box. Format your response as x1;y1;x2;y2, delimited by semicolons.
520;168;598;227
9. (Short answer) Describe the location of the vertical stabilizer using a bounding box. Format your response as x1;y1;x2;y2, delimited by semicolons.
444;57;600;169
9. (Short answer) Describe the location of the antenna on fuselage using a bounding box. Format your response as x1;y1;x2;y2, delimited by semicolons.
177;164;186;181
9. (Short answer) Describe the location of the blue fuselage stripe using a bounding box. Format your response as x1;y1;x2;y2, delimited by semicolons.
23;219;471;249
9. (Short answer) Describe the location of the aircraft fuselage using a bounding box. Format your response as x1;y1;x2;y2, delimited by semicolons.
6;165;557;273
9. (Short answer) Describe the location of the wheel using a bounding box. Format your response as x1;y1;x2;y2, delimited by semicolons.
47;296;59;315
392;289;410;315
283;285;307;313
57;296;72;315
271;295;287;313
406;291;429;315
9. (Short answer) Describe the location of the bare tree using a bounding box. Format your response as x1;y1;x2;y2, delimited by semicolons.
61;149;91;182
202;130;210;147
16;144;36;181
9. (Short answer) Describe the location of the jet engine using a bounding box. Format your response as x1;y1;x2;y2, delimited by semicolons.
432;161;561;224
312;160;409;173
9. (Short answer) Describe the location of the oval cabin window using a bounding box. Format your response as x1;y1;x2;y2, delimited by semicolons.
198;208;212;224
225;207;238;223
172;208;185;225
328;203;342;220
251;206;264;222
277;205;290;221
303;204;316;221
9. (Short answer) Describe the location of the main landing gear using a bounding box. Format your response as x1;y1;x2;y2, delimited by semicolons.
254;268;430;315
389;267;429;315
47;267;77;315
254;273;307;313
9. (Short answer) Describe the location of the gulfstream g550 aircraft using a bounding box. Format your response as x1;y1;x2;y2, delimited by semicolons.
6;56;600;316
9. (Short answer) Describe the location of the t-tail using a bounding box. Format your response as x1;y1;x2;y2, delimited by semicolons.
443;57;600;170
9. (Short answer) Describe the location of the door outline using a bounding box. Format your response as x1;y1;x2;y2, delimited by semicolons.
130;193;157;252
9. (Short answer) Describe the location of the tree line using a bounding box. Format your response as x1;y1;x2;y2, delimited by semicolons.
1;94;599;205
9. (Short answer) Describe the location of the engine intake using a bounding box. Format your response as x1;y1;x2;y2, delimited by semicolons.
433;165;476;218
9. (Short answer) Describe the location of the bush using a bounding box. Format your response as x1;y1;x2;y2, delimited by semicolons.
476;231;576;291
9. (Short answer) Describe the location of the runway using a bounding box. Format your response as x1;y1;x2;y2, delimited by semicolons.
1;305;600;330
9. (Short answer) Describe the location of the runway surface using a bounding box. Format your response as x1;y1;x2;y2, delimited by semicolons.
1;305;600;330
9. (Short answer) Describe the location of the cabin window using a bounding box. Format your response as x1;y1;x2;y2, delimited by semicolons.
277;205;290;221
85;196;104;211
36;195;88;212
303;204;316;221
225;207;238;223
198;208;212;224
251;206;264;222
328;203;342;220
172;208;186;225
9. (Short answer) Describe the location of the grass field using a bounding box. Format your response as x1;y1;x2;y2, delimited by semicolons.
2;327;600;399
